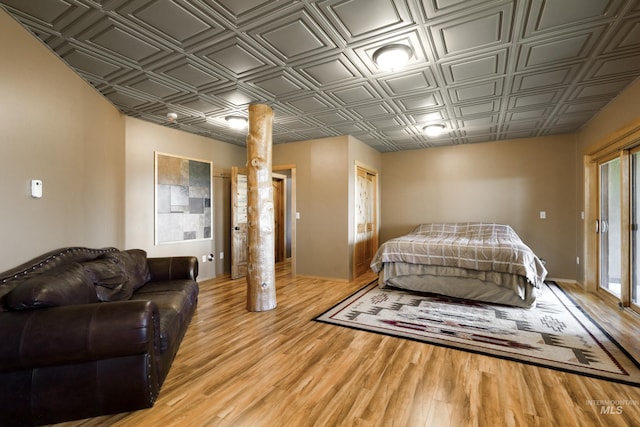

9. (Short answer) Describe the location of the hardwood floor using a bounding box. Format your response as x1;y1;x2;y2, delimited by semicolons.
55;264;640;427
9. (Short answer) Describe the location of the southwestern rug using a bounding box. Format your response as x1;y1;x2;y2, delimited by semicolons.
314;280;640;387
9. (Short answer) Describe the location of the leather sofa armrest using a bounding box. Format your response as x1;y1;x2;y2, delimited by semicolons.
147;256;198;282
0;300;159;372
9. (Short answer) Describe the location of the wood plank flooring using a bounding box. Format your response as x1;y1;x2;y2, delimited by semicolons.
55;263;640;427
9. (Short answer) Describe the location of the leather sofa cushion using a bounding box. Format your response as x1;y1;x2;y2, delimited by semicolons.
82;259;132;302
6;263;99;310
132;280;198;352
100;249;151;291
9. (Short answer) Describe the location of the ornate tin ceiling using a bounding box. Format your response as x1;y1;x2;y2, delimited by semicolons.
1;0;639;152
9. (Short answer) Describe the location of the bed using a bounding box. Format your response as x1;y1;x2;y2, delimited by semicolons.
370;222;548;308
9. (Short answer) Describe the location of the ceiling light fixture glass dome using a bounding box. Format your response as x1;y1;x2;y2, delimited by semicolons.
423;124;446;137
372;44;413;71
225;115;248;130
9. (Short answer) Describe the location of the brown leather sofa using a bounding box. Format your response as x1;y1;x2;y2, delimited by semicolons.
0;247;199;426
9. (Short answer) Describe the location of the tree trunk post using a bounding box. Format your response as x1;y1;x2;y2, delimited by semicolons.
246;104;277;312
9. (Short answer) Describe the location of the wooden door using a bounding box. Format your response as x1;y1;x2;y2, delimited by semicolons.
231;166;248;279
354;166;378;277
272;176;285;263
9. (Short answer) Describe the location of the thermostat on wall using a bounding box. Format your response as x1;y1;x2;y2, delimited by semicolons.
31;179;42;198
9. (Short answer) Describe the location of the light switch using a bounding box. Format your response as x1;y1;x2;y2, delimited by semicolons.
539;211;546;219
31;180;42;198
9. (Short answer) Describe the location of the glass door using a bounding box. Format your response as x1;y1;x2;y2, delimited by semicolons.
631;152;640;309
599;157;621;297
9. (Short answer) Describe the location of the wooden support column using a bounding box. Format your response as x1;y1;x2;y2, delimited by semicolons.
246;104;277;312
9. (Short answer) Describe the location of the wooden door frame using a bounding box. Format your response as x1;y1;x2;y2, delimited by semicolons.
272;173;286;263
353;162;379;278
585;121;640;313
273;165;296;276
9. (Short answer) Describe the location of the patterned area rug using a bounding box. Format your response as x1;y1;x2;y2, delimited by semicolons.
315;280;640;387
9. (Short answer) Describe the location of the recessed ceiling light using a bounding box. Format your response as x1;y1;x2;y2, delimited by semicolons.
423;124;446;137
225;115;248;130
372;44;413;71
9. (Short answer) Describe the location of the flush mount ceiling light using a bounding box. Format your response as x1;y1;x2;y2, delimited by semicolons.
166;112;178;123
423;124;446;137
372;44;413;71
225;115;248;130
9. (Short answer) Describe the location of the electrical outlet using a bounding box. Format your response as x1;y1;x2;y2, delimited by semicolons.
539;211;546;219
201;255;207;263
219;252;224;260
576;256;580;265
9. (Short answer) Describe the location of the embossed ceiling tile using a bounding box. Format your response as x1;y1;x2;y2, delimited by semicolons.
330;82;379;105
210;0;295;24
604;17;640;53
523;0;622;38
104;89;150;109
589;52;640;78
516;27;604;71
0;0;72;23
316;0;414;42
454;99;501;116
458;114;498;131
512;65;580;91
277;117;323;131
130;0;213;43
251;72;308;98
507;90;562;109
558;99;611;114
250;10;336;62
393;91;442;111
429;2;513;57
419;0;491;19
569;77;635;100
297;54;361;86
62;49;122;77
89;24;164;63
549;112;594;127
160;61;222;89
505;107;551;122
331;121;374;134
440;49;508;85
196;37;274;77
295;128;341;139
501;129;540;139
215;87;257;106
285;92;338;113
408;110;447;124
448;78;504;103
350;101;396;119
314;110;358;125
129;77;182;99
378;69;436;95
178;97;224;115
502;119;545;132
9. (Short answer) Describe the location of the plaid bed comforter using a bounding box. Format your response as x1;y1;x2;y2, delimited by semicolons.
370;222;547;287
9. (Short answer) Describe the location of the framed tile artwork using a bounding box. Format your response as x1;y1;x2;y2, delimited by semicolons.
155;152;212;244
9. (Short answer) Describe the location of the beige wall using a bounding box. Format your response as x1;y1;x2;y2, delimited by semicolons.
125;117;246;280
380;136;578;280
273;137;349;279
273;136;382;280
0;10;125;272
